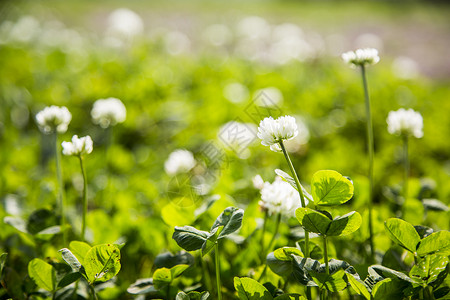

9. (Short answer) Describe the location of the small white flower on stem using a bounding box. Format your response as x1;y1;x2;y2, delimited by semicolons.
91;98;126;128
164;149;196;176
387;108;423;138
342;48;380;67
36;105;72;134
62;135;93;156
257;116;298;150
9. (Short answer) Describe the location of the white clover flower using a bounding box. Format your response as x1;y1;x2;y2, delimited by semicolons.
62;135;93;156
36;105;72;134
164;149;196;176
252;174;265;190
387;108;423;138
341;48;380;67
107;8;144;37
257;116;298;150
259;176;305;217
91;98;126;128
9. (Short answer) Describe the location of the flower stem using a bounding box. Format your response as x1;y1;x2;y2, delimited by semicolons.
323;235;329;276
260;210;268;262
258;213;282;282
403;135;409;201
89;284;98;300
54;132;67;246
214;243;222;300
279;140;310;258
79;156;88;242
361;65;375;263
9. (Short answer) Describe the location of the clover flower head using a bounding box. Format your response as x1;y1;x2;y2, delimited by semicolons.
252;174;265;190
36;105;72;134
164;149;196;176
257;115;298;150
341;48;380;67
62;135;93;156
259;176;305;217
91;98;126;128
387;108;423;138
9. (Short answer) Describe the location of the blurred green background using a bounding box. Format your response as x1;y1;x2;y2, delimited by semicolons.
0;0;449;298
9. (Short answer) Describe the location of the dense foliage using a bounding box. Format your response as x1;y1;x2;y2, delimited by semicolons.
0;2;449;299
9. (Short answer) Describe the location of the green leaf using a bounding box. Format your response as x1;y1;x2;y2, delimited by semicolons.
326;211;362;236
59;248;82;272
28;258;56;292
273;295;306;300
69;241;92;265
84;244;121;284
4;216;28;234
234;277;273;300
417;230;450;257
153;268;171;290
371;278;409;300
310;170;354;206
273;247;304;261
295;208;331;235
0;253;7;275
384;218;421;253
57;272;82;288
153;264;189;290
275;169;313;203
202;226;222;257
410;254;449;286
422;199;449;212
170;264;190;278
368;265;416;284
176;291;210;300
173;226;209;251
210;206;244;239
346;273;370;299
127;278;158;295
309;269;347;292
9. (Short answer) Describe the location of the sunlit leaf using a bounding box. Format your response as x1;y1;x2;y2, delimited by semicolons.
28;258;55;292
234;277;273;300
295;208;330;235
84;244;121;284
310;170;353;206
384;218;420;253
210;206;244;239
326;211;362;236
417;230;450;257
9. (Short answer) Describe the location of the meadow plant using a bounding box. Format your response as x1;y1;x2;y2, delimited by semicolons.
387;108;423;201
62;135;93;242
342;48;380;262
257;116;311;260
35;105;72;245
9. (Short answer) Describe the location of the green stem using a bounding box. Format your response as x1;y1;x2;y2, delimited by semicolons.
361;65;375;263
89;284;98;300
55;132;67;246
258;213;282;282
260;210;268;262
279;140;310;259
403;135;409;202
215;243;222;300
200;254;213;292
323;236;329;276
166;284;170;300
79;156;88;242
